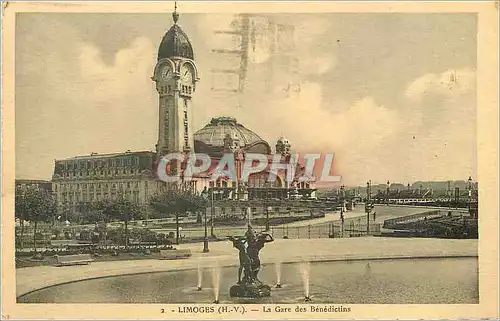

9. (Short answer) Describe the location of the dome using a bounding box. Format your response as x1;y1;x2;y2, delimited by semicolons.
157;15;194;61
277;136;291;145
194;117;271;156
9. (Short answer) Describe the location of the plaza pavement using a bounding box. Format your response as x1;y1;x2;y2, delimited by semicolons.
16;237;477;297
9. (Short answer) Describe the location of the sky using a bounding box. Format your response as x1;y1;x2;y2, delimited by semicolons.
15;12;477;186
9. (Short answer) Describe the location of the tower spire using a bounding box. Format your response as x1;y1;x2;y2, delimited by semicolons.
172;1;179;24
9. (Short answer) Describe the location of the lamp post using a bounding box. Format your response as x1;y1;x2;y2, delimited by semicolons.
386;180;390;206
210;187;215;237
467;176;472;217
366;181;371;235
265;182;271;231
340;185;345;237
447;180;452;212
201;188;209;253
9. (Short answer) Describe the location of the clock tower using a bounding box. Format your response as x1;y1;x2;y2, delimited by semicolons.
152;5;199;163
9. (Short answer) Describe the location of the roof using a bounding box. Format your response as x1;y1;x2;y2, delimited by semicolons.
157;22;194;61
15;179;51;184
194;117;265;147
56;151;155;161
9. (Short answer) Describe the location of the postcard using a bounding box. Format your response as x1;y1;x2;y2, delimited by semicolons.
1;1;498;320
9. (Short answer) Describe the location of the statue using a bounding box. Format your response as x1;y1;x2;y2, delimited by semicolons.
228;235;252;284
229;225;274;298
248;231;274;283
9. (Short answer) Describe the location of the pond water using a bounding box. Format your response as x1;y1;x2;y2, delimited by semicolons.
18;257;478;304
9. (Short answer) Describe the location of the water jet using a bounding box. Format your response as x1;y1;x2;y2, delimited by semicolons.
211;265;221;303
275;261;282;288
197;261;203;290
299;261;311;300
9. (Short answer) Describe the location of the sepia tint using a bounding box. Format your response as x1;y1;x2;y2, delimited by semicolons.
3;1;499;320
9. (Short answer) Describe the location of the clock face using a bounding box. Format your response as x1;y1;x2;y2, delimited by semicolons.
159;65;172;82
180;65;193;84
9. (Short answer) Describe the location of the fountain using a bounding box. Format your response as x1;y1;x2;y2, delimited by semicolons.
228;225;274;298
197;261;203;291
275;261;282;288
299;261;311;302
211;265;221;303
212;265;220;304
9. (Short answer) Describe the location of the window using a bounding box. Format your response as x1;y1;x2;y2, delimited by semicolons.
127;182;131;188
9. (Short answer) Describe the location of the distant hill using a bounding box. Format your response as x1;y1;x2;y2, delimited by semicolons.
317;180;478;197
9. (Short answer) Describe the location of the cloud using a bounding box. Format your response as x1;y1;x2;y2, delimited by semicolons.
78;37;156;103
405;68;476;101
15;14;477;187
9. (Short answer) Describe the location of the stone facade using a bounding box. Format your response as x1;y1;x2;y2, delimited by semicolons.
15;179;52;193
51;151;159;212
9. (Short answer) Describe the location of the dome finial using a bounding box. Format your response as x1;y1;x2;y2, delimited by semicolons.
172;1;179;24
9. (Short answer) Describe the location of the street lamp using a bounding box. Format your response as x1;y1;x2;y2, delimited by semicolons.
265;182;271;231
340;185;345;237
366;181;371;235
210;187;215;237
386;180;390;206
467;176;472;216
447;181;452;212
201;188;209;253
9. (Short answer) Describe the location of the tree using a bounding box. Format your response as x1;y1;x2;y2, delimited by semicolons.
87;201;112;247
149;187;207;244
15;185;57;251
93;196;141;250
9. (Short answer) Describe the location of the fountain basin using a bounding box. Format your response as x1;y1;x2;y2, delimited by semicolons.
17;257;478;304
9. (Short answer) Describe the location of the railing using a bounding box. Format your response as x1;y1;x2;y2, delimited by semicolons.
269;223;381;239
383;210;442;229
